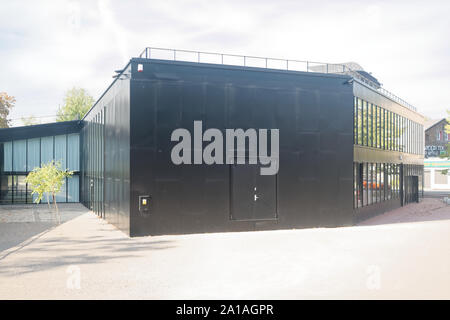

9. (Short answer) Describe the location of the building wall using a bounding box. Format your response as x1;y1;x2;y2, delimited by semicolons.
352;82;425;221
353;82;424;221
129;59;354;236
425;119;449;157
81;64;131;235
424;159;450;190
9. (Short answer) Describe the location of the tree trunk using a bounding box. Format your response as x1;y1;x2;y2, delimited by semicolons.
47;194;54;221
47;195;51;212
53;193;60;225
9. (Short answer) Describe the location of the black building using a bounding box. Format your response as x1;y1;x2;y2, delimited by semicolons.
0;48;425;236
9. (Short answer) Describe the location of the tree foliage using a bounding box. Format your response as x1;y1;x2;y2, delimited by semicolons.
25;161;73;223
0;92;15;128
56;87;94;122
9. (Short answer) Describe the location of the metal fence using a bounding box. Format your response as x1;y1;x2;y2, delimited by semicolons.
138;47;417;112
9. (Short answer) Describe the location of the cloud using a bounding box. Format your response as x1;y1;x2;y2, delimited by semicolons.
0;0;449;125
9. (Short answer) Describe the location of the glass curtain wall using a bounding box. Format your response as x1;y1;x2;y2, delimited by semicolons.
353;161;424;210
0;133;80;204
353;97;423;154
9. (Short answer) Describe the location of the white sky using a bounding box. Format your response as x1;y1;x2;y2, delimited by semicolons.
1;0;449;126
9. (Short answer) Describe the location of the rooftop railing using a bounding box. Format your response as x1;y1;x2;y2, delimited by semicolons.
138;47;417;112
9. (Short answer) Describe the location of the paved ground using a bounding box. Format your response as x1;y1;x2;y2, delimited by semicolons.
424;190;450;199
0;200;449;299
0;204;87;252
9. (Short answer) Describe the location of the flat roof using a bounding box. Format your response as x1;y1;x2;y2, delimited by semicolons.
0;121;82;142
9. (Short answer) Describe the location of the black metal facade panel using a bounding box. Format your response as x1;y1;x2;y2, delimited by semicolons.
80;66;131;235
129;59;354;236
0;121;81;142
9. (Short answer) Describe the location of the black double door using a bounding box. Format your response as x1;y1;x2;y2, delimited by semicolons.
404;175;419;204
230;163;277;221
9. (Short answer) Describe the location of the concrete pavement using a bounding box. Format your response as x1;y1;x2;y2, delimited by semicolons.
0;201;449;299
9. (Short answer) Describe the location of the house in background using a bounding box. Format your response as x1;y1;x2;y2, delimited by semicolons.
424;118;450;190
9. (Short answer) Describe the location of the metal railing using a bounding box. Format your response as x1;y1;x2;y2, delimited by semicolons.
138;47;417;112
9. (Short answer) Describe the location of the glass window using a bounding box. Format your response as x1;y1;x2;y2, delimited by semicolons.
3;141;12;172
397;114;400;151
0;174;12;204
393;164;397;199
391;112;395;151
373;106;377;148
416;122;419;154
354;97;357;144
41;136;54;165
399;116;403;152
55;177;66;203
374;106;377;148
380;109;384;150
353;163;357;209
55;135;67;170
358;99;363;145
415;122;417;154
13;140;27;172
407;119;410;153
385;110;389;150
390;112;394;151
363;163;367;206
68;175;79;202
386;112;391;150
394;114;398;151
368;104;373;147
380;163;385;201
11;175;27;203
392;115;395;151
67;133;80;171
376;163;380;203
376;106;380;148
394;164;397;199
363;101;368;146
368;163;372;205
27;138;40;171
372;163;376;204
386;164;391;200
396;164;400;199
390;113;394;151
404;117;407;152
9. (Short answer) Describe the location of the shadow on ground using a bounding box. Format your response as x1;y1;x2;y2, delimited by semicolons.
0;203;89;253
0;223;55;252
0;234;175;277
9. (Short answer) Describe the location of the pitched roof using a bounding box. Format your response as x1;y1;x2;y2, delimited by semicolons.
424;118;447;131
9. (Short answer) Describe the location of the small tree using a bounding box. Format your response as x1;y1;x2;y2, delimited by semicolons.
56;87;94;122
25;161;73;224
